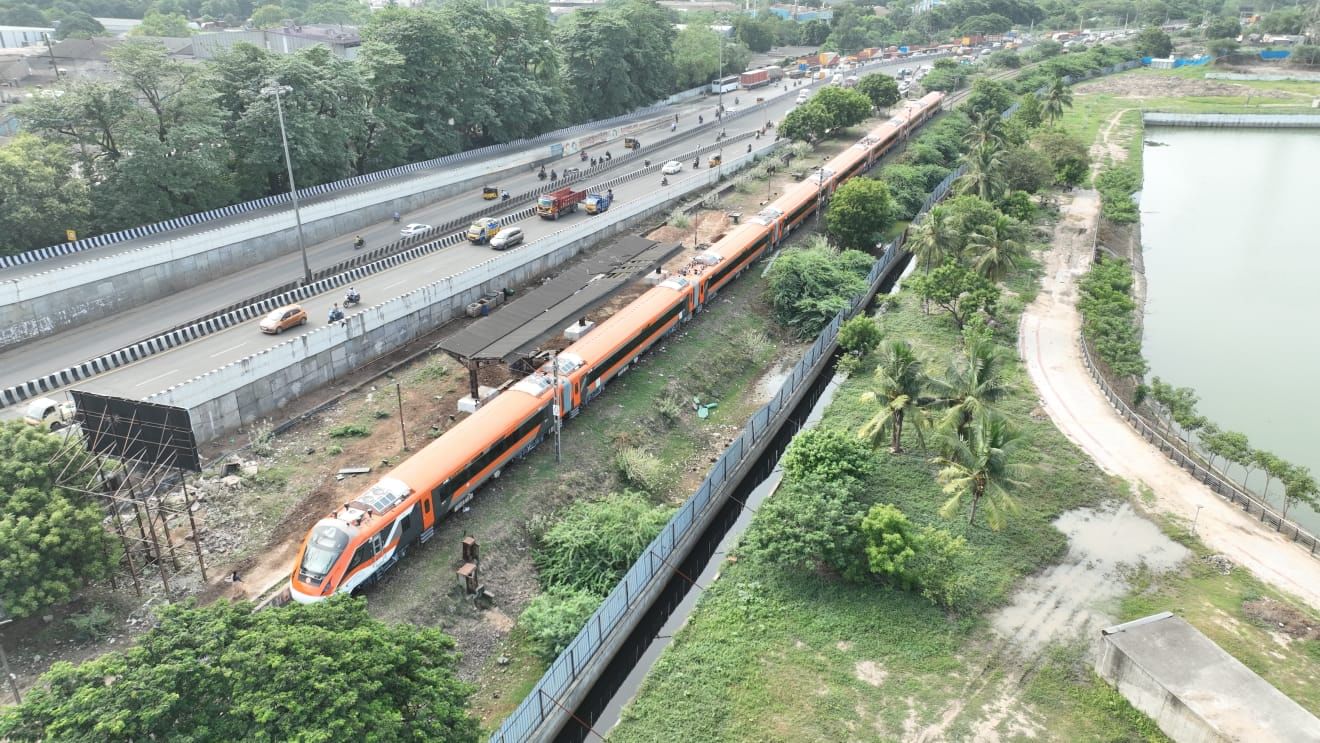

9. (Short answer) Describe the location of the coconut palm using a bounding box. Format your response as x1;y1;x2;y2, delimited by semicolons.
909;205;958;273
928;337;1013;436
963;111;1004;151
934;412;1030;530
859;340;928;454
967;214;1026;282
957;142;1005;202
1042;77;1073;126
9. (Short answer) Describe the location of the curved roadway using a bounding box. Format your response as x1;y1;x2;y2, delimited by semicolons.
4;58;924;401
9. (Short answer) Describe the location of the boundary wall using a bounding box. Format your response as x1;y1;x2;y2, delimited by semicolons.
1143;112;1320;128
0;135;751;411
147;146;780;442
0;99;783;349
0;86;712;270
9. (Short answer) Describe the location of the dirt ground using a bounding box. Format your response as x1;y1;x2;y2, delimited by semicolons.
1073;73;1294;100
1016;188;1320;614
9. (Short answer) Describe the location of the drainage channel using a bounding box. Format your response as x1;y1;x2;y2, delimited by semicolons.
553;252;912;741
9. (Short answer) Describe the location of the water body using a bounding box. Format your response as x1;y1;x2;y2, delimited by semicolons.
1141;126;1320;532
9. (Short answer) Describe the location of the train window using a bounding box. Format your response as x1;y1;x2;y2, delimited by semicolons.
401;513;414;533
348;543;373;571
422;499;431;514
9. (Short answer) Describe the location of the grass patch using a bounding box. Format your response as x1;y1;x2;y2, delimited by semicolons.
1022;643;1172;742
328;423;371;439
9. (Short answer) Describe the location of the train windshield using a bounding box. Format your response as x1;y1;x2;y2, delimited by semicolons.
299;521;351;583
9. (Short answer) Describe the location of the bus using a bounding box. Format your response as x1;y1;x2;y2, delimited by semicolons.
710;75;739;94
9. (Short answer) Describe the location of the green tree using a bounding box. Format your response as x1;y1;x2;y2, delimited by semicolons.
908;260;1000;331
879;163;948;220
963;78;1014;120
837;314;884;357
1;4;48;26
967;213;1025;282
533;491;674;595
856;72;900;110
741;473;868;580
962;111;1004;152
556;1;675;121
1032;39;1063;58
999;144;1053;193
781;427;876;484
672;26;724;89
131;10;193;36
0;597;480;741
988;49;1021;68
0;135;92;255
0;423;115;619
1253;450;1289;499
812;86;872;129
859;340;928;454
1204;16;1240;40
733;13;775;52
1280;466;1319;520
1202;429;1252;479
1042;76;1073;126
934;412;1029;530
1031;130;1090;187
826;177;896;250
1135;26;1173;58
779;101;833;142
54;11;106;39
1014;91;1043;129
766;238;873;336
859;503;920;587
1206;38;1240;61
928;335;1012;436
248;4;286;27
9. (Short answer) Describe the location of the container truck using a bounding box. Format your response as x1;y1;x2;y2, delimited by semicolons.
537;187;586;220
740;68;770;89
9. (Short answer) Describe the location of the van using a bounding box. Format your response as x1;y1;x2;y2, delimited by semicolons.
490;227;524;250
24;397;76;431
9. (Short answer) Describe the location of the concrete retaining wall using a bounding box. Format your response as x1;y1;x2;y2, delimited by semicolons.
0;114;671;350
150;148;767;443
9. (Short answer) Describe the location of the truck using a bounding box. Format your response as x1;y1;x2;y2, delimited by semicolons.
537;187;586;220
739;68;770;89
583;192;612;215
766;66;784;82
467;217;501;244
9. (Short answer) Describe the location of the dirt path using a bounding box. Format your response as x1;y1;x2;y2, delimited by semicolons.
1018;189;1320;614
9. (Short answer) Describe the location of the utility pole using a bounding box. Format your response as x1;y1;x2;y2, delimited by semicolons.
43;32;61;80
718;31;725;115
261;82;313;285
395;382;408;451
552;352;562;463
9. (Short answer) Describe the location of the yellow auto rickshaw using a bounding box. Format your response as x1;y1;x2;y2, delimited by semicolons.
481;186;499;200
624;137;640;149
708;154;722;168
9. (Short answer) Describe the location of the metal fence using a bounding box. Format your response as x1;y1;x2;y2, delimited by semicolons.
0;86;711;271
1077;337;1319;556
490;134;963;743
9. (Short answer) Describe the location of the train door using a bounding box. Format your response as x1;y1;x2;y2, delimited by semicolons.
397;505;422;552
557;376;576;419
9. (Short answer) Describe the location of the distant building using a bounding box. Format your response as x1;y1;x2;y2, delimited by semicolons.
767;5;833;22
0;25;55;49
192;24;361;60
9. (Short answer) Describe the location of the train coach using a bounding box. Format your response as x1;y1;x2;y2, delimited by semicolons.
288;93;945;602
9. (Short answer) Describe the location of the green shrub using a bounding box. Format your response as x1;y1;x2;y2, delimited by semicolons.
520;588;602;662
326;444;343;456
412;359;449;383
667;209;690;229
1095;165;1140;223
654;395;684;428
250;419;275;457
838;315;883;357
1078;257;1148;378
780;428;875;484
328;424;370;439
741;474;868;581
67;604;116;642
616;447;666;493
373;409;390;420
765;242;872;338
533;491;675;595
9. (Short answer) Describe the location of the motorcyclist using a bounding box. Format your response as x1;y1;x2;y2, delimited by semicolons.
661;176;669;186
607;188;614;201
670;121;677;132
693;156;700;169
747;143;752;154
329;303;344;322
698;114;703;124
392;211;400;223
346;287;360;304
581;150;588;162
501;190;510;201
605;150;611;161
550;169;558;181
353;235;364;249
538;166;547;180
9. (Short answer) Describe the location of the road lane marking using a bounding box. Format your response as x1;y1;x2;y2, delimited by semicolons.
383;279;408;289
134;369;180;388
210;342;248;358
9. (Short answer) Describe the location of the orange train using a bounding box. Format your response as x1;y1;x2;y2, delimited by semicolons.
289;92;946;603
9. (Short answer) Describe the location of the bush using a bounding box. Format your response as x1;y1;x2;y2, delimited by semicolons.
740;474;868;580
1095;165;1140;223
1078;257;1148;378
250;419;275;457
825;177;896;250
780;428;875;484
667;209;690;229
837;314;883;357
533;491;674;595
616;447;666;493
328;424;371;439
520;588;602;662
766;242;873;338
859;504;975;612
654;395;684;428
66;604;116;642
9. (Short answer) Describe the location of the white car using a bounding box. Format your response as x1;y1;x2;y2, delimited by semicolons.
796;91;810;104
661;160;683;175
400;223;431;238
489;227;524;250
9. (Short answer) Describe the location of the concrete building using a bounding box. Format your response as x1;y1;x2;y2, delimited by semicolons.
1096;613;1320;743
0;25;55;49
192;24;361;60
767;5;833;22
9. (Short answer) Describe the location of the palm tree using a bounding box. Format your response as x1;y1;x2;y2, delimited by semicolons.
908;205;957;273
967;214;1025;283
957;142;1005;202
934;412;1030;530
928;337;1013;436
859;340;928;454
963;111;1004;151
1042;77;1073;126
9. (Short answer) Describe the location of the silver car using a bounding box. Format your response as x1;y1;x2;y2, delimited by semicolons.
490;227;524;250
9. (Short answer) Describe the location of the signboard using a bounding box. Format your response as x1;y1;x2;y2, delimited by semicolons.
65;229;77;241
70;391;201;472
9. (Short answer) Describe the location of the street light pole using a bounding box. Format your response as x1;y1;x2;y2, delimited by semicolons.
718;32;724;114
262;83;313;286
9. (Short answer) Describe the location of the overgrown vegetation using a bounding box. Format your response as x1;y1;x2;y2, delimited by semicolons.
1077;257;1148;379
765;238;873;338
1094;164;1141;223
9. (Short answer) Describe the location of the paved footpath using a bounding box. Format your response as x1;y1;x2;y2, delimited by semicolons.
1018;189;1320;613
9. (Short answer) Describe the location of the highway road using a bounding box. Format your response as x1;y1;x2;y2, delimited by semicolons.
5;57;924;400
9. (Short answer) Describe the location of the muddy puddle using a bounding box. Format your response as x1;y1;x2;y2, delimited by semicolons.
991;502;1189;656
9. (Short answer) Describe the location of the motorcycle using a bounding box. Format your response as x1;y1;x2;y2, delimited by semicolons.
344;291;361;308
352;237;365;250
328;307;345;323
537;167;547;181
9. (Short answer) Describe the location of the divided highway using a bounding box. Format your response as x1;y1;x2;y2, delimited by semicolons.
4;57;923;405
